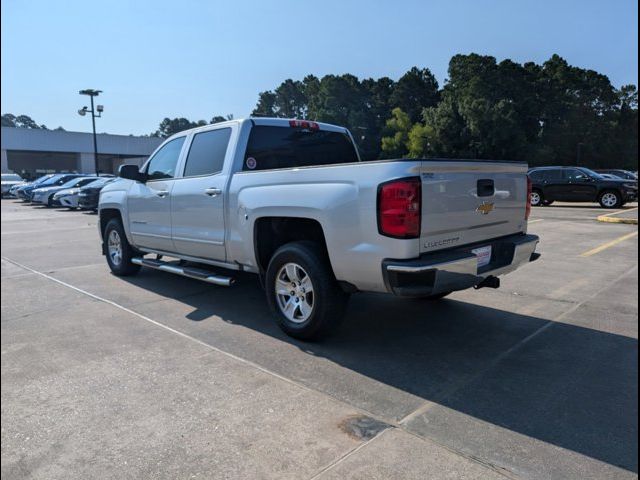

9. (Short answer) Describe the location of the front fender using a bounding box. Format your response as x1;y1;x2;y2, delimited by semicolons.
99;188;135;245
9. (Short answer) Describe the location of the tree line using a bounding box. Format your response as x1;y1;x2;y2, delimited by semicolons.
3;53;637;169
252;54;638;169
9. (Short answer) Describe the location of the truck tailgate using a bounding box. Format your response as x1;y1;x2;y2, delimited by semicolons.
419;160;529;254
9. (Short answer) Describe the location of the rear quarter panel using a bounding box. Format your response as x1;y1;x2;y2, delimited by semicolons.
227;161;424;293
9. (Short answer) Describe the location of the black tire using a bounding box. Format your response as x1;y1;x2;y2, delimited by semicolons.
598;190;623;209
46;195;54;207
530;189;544;207
265;241;349;341
542;200;554;206
103;218;141;276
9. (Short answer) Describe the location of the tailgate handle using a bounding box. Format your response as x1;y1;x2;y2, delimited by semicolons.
477;179;495;197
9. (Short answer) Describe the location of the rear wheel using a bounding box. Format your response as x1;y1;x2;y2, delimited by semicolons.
530;190;544;207
599;190;622;209
104;218;141;276
265;241;348;341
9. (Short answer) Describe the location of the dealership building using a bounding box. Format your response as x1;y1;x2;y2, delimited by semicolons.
1;127;163;179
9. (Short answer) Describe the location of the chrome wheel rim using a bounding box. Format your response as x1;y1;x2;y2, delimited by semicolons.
107;230;123;266
530;192;541;206
275;263;314;323
601;193;618;207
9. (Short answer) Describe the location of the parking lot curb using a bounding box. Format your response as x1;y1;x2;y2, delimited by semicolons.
597;207;638;225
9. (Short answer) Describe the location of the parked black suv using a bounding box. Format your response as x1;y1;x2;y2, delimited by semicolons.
594;169;638;181
77;177;117;211
528;166;638;208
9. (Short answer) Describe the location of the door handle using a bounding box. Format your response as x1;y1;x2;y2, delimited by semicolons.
205;188;222;197
156;190;169;198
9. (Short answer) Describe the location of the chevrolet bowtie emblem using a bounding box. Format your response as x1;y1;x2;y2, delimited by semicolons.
476;202;495;215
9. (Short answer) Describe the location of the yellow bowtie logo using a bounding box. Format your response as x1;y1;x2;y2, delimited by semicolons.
476;202;495;215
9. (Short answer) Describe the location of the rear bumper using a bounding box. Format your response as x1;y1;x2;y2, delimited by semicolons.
383;233;540;297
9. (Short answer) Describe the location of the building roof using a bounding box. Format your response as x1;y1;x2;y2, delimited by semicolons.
1;127;162;156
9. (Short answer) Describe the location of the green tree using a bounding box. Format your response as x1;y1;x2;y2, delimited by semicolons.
381;108;412;158
2;113;48;129
407;122;433;157
389;67;439;123
1;113;16;127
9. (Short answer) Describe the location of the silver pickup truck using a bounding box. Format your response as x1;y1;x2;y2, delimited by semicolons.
99;118;539;339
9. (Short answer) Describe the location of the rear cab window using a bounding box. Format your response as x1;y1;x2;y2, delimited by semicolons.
183;128;232;177
243;125;359;171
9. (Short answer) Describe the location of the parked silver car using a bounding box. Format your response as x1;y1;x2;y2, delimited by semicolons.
32;176;99;207
53;177;109;209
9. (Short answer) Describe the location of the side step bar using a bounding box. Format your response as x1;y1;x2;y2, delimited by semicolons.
131;257;235;286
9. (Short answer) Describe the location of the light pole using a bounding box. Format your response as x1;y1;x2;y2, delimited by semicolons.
78;89;103;175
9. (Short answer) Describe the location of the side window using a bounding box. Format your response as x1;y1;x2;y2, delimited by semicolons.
544;169;563;181
146;137;185;181
77;178;97;187
529;170;543;181
183;128;232;177
564;169;587;181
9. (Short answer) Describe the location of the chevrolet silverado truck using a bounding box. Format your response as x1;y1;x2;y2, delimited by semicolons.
98;118;540;340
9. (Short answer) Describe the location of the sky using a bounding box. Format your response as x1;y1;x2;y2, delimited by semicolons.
1;0;638;136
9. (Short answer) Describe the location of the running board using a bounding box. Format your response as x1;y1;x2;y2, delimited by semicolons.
131;257;235;286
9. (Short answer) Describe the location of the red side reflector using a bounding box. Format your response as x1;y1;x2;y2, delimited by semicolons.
525;176;532;220
377;177;421;239
289;119;319;130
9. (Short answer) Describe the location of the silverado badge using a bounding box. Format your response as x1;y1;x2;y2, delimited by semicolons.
476;202;495;215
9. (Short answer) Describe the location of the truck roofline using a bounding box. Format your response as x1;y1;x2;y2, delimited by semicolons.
161;117;350;143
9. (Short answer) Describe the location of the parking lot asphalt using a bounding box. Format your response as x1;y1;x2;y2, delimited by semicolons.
1;200;638;480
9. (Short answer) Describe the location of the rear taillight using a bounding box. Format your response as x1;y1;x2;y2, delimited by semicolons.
377;177;421;239
525;176;532;220
289;119;319;130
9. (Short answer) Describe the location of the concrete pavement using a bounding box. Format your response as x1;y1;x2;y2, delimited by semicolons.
1;200;638;479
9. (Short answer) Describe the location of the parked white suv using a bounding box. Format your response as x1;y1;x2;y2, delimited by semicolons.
1;173;25;198
99;118;539;339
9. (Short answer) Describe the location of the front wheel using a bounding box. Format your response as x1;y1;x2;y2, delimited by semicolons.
104;218;141;276
265;241;348;341
530;190;544;207
599;190;622;209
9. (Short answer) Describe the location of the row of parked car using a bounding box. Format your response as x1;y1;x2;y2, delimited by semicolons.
0;172;117;210
2;166;637;213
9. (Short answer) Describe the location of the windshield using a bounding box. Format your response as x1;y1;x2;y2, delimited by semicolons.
84;177;114;188
60;177;98;189
580;168;605;179
39;174;67;186
2;174;22;181
33;174;56;185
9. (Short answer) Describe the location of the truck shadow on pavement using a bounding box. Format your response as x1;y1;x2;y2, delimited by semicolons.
121;270;638;474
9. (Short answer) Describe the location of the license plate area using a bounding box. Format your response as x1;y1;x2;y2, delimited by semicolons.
472;245;492;269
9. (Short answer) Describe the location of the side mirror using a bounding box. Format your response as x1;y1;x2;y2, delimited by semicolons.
119;164;145;182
